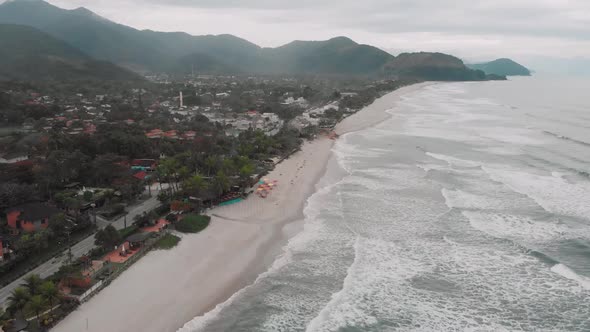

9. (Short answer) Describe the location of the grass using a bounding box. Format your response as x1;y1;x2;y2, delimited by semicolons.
175;214;210;234
153;234;181;250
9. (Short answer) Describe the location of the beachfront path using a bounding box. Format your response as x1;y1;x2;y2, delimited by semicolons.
0;187;163;308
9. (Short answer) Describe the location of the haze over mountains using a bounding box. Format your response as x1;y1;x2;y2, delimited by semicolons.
0;24;142;81
0;0;521;81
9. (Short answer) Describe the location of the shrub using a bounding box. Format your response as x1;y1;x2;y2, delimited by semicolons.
155;204;170;216
154;234;181;250
175;214;210;233
83;191;93;201
118;225;139;239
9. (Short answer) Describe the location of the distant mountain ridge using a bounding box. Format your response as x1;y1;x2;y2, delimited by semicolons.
0;0;504;81
468;58;531;76
0;24;141;81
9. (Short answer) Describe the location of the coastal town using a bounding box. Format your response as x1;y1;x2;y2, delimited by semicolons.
0;74;414;330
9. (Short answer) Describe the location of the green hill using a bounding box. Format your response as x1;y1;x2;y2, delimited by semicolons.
468;58;531;76
0;24;141;81
0;0;505;81
384;52;505;81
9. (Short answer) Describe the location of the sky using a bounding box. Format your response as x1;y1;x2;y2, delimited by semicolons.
47;0;590;67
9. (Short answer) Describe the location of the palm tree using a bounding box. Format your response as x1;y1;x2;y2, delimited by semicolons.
103;189;115;206
65;197;82;218
27;295;45;323
183;174;208;196
24;274;43;296
213;171;230;196
204;156;218;177
7;287;30;316
221;158;235;176
40;281;59;315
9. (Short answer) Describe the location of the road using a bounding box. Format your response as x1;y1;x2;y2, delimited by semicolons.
0;189;162;308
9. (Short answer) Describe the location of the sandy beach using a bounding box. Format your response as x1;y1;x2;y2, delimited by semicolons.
54;83;427;332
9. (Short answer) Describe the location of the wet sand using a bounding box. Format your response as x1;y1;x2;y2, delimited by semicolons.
54;83;428;332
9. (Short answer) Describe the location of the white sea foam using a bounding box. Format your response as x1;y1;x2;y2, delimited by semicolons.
463;211;578;244
305;237;428;332
426;152;482;168
441;188;511;210
483;166;590;220
473;146;523;156
177;169;346;332
551;264;590;290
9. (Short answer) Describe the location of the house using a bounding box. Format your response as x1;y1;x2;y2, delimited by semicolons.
5;203;61;234
182;131;197;140
132;170;149;181
131;159;158;172
146;128;163;139
163;130;178;140
0;153;28;164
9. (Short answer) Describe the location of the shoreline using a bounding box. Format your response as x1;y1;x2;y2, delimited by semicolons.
54;83;429;332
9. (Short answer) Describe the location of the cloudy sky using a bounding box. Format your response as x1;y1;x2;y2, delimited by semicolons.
48;0;590;65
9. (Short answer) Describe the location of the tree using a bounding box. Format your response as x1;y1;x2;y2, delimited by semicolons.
83;191;93;201
239;163;255;186
213;171;230;195
94;225;121;250
204;156;218;177
103;189;115;206
182;174;208;197
0;182;36;211
7;287;30;316
40;281;59;314
27;295;44;322
48;213;71;241
24;274;43;296
221;158;235;175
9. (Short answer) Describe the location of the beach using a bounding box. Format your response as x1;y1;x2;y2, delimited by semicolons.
54;84;426;332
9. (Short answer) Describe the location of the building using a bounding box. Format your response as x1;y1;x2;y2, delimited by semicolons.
5;203;61;234
0;153;28;164
131;159;158;172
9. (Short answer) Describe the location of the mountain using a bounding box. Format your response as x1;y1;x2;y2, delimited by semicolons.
468;58;531;76
0;24;141;81
0;0;502;81
263;37;394;75
384;52;504;81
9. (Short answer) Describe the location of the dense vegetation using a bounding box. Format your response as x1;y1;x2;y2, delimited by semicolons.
0;24;141;81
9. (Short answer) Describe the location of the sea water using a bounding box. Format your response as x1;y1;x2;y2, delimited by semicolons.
180;76;590;331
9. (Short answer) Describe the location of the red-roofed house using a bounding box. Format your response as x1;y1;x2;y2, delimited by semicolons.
84;124;97;135
163;130;178;139
133;171;148;180
182;131;196;140
5;203;61;234
145;129;163;139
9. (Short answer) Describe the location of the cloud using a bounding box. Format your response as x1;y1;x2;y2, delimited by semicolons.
48;0;590;62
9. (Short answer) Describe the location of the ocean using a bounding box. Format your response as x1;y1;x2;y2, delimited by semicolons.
181;76;590;331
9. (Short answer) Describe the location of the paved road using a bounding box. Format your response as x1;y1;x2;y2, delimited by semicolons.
0;190;162;308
